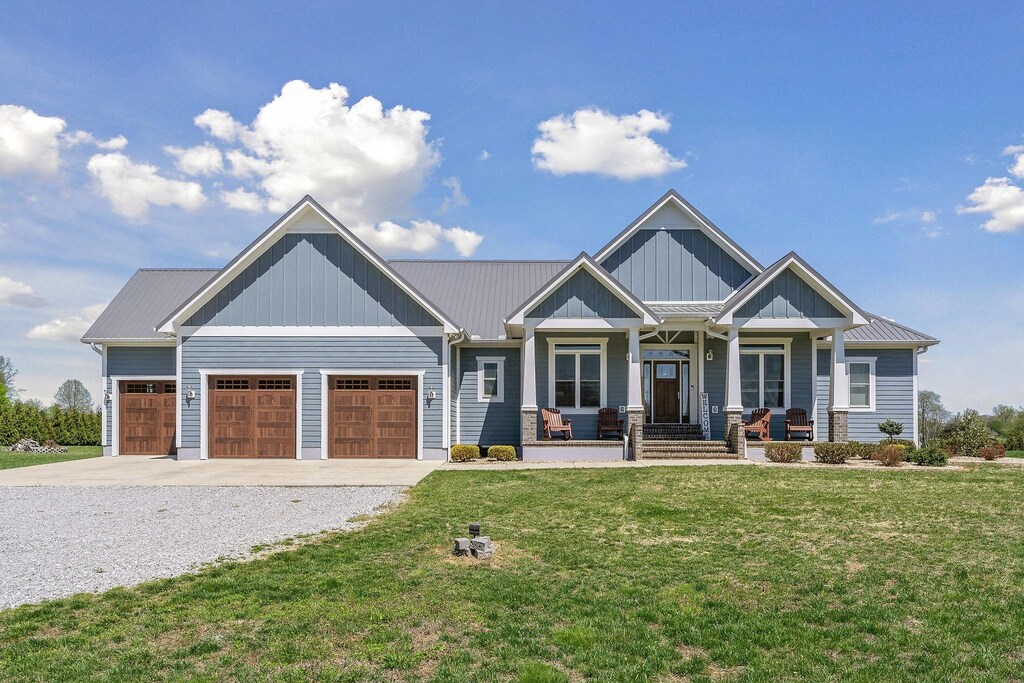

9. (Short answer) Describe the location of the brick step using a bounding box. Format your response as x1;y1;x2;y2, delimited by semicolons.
644;440;728;451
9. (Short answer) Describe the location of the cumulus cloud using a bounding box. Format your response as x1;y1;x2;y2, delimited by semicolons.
439;176;468;212
1004;145;1024;179
872;211;902;224
87;152;207;220
0;276;47;307
477;149;490;161
194;108;244;141
27;303;106;342
220;187;264;212
920;210;937;223
0;104;66;176
354;220;483;256
957;177;1024;233
62;130;128;150
443;226;485;257
531;107;687;180
163;143;223;175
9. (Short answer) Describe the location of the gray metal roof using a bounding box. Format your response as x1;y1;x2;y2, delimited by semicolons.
649;302;723;318
389;260;570;339
82;269;218;342
846;314;938;345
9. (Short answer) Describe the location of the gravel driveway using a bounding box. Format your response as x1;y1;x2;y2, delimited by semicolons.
0;485;403;609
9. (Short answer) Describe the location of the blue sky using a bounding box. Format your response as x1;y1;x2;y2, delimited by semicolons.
1;2;1022;412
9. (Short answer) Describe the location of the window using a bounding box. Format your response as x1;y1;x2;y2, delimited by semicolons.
125;383;157;394
335;378;370;391
377;378;414;391
739;342;789;409
257;378;292;391
848;359;876;411
476;358;505;402
214;378;249;390
549;340;605;411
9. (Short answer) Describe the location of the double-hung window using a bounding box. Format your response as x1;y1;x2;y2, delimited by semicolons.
476;358;504;402
551;341;604;410
739;342;789;409
847;359;875;410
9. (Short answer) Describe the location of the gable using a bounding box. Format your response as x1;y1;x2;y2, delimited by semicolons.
601;202;755;302
525;269;637;320
734;268;844;319
185;231;441;327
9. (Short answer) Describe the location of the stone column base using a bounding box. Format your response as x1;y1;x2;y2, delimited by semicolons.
828;409;849;443
625;409;644;460
521;408;538;446
724;409;744;451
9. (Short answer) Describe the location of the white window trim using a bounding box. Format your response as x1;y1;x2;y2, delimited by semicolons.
547;337;608;414
476;357;505;403
847;357;877;412
109;375;176;457
739;337;792;410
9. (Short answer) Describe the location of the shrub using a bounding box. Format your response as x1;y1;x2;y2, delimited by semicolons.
873;444;904;467
487;445;517;461
450;444;481;462
942;409;992;458
909;446;948;467
813;442;849;464
979;443;1006;461
764;442;802;463
877;419;905;442
846;441;875;460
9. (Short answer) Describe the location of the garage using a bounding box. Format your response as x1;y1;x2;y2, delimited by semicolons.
119;381;177;456
328;376;418;458
208;376;296;458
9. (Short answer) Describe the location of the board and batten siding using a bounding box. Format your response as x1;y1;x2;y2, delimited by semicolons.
533;331;628;440
178;335;445;457
735;269;843;319
600;203;753;302
816;347;916;442
525;269;636;320
185;232;440;328
456;347;522;447
103;346;177;446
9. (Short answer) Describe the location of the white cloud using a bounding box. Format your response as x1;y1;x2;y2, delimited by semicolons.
920;210;937;223
353;219;482;256
86;152;207;220
922;226;944;239
220;187;264;212
872;210;903;224
531;107;686;180
194;109;244;141
477;149;490;161
444;226;484;257
0;276;47;307
163;143;223;175
440;176;468;212
957;177;1024;233
1004;145;1024;179
26;303;106;343
62;130;128;151
0;104;66;177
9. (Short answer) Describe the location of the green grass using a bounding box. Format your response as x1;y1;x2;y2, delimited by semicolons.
0;445;101;470
2;466;1024;681
1006;450;1024;459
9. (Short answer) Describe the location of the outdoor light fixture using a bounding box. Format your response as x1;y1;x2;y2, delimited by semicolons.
186;386;196;400
103;390;111;403
706;349;714;361
469;522;481;537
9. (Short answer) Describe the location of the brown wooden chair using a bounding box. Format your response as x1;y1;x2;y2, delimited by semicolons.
743;408;772;442
785;408;814;441
598;408;624;439
541;407;573;440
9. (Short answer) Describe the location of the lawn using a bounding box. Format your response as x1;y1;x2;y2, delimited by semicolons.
0;445;101;470
1007;450;1024;458
2;466;1024;682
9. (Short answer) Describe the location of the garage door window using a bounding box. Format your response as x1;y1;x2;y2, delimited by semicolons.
215;378;249;390
125;382;157;394
258;378;292;390
336;378;370;390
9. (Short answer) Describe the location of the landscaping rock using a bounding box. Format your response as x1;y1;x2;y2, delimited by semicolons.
470;536;493;559
6;438;68;454
453;537;471;556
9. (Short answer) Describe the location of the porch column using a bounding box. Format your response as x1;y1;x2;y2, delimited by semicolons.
724;327;744;448
828;328;849;442
521;325;538;445
626;327;644;460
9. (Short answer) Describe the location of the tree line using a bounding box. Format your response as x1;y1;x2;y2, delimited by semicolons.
0;355;101;447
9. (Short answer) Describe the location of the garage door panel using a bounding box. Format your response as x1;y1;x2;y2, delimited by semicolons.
328;375;416;458
209;375;295;458
119;381;177;456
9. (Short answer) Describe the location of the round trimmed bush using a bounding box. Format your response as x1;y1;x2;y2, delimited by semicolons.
487;445;517;461
764;442;802;463
813;442;849;464
909;446;948;467
450;444;481;462
846;441;875;460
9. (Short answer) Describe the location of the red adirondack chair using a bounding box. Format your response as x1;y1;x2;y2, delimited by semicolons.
541;407;573;440
743;408;772;442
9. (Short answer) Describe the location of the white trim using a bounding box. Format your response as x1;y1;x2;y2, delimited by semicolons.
639;343;698;423
533;318;643;330
811;335;819;441
109;375;176;457
159;199;459;334
84;339;176;347
100;345;108;448
593;192;764;274
198;369;304;461
175;336;183;449
912;349;920;445
738;337;792;411
645;300;725;306
846;357;877;412
178;325;444;338
697;332;705;396
546;337;608;414
522;326;538;410
476;357;505;403
455;345;462;444
318;369;426;460
443;338;451;449
734;317;852;330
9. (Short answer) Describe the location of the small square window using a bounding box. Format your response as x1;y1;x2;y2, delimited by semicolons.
477;358;504;403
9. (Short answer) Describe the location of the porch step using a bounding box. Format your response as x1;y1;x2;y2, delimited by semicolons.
642;440;733;459
643;424;706;440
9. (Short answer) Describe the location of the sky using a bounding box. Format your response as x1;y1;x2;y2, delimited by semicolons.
0;2;1022;413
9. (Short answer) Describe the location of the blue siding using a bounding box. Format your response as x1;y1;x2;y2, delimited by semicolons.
816;348;916;443
601;203;753;301
703;336;727;440
526;269;636;320
179;336;444;450
534;331;628;440
457;347;522;447
185;232;440;327
104;346;177;446
736;269;843;319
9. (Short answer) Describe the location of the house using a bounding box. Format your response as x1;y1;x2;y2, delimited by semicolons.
81;191;937;462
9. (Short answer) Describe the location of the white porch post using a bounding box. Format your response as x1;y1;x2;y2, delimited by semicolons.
522;325;537;409
627;327;642;410
725;327;742;412
828;328;849;442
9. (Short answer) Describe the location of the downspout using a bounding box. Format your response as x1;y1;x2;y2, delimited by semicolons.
89;342;103;356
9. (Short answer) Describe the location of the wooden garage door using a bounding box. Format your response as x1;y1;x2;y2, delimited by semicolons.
328;376;417;458
209;376;296;458
119;381;176;456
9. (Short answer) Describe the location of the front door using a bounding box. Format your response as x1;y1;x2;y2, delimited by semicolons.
652;362;680;423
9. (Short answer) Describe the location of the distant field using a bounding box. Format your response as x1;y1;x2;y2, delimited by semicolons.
0;446;101;470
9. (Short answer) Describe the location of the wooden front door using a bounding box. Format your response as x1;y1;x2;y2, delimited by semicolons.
652;362;680;423
208;375;296;458
119;381;176;455
328;376;417;458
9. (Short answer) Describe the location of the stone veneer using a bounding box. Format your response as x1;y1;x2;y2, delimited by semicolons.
828;409;849;443
626;408;644;460
724;409;744;452
521;408;538;446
